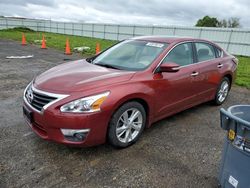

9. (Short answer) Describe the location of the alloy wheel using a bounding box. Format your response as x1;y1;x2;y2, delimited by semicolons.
218;80;229;103
115;108;143;144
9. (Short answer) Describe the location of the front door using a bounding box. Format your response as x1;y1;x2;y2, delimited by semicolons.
153;42;201;120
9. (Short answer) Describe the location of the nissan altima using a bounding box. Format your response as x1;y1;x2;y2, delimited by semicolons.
23;36;237;148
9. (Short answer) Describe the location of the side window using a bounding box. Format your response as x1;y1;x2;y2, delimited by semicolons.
162;43;193;66
195;42;216;62
214;47;223;58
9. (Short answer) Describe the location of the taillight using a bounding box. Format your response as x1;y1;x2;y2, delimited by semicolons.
232;57;239;66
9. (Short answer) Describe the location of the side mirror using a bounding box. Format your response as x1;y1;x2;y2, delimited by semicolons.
157;62;180;73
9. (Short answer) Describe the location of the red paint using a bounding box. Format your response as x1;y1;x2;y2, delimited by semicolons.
23;37;237;147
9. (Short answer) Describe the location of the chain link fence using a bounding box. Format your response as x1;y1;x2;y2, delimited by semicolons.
0;17;250;56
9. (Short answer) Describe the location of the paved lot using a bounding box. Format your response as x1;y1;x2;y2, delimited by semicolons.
0;39;249;188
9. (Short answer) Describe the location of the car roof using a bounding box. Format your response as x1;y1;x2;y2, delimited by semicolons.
132;35;211;44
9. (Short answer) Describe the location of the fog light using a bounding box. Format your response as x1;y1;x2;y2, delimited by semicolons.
61;129;90;142
74;133;85;140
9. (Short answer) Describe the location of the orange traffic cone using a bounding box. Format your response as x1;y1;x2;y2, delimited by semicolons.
41;34;47;49
21;33;27;45
64;38;72;55
96;43;100;54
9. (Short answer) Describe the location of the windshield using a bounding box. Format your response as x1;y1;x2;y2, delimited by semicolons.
92;40;168;71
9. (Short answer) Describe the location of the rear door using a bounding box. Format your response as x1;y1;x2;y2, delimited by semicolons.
193;42;224;101
153;42;201;119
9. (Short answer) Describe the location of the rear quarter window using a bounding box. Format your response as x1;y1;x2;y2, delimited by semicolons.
214;46;223;58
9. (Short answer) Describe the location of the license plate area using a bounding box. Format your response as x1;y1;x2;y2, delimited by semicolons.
23;106;33;124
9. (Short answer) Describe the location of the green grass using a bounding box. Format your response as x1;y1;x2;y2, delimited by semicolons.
0;27;249;88
235;56;250;88
0;27;117;56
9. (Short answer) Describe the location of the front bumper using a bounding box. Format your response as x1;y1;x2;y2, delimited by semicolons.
23;102;110;147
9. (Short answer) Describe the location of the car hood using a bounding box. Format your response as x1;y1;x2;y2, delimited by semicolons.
33;59;135;93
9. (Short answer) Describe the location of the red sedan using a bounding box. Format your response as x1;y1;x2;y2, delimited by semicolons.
23;36;237;148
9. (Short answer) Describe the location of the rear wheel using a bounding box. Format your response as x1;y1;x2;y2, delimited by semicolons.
108;102;146;148
214;77;230;105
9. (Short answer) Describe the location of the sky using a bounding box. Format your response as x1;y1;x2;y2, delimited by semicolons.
0;0;249;27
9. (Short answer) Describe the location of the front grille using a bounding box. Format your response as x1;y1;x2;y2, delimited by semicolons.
31;91;57;111
25;86;57;112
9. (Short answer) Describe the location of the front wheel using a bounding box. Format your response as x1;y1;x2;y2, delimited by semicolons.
213;77;230;105
108;102;146;148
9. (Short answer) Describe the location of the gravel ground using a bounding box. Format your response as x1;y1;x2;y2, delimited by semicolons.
0;39;249;188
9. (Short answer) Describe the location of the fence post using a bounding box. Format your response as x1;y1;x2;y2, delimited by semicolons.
117;25;120;40
92;24;94;38
132;25;136;37
104;24;106;39
81;23;84;36
63;22;65;34
5;17;8;29
226;29;233;51
21;19;24;28
173;27;176;35
198;28;202;38
152;26;155;35
50;19;51;32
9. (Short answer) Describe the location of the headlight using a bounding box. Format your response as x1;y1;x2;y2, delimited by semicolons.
60;91;110;113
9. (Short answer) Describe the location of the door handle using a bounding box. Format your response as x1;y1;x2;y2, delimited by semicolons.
217;63;223;68
191;72;199;76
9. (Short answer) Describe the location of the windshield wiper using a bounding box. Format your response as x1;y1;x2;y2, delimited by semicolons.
95;63;120;70
86;58;91;63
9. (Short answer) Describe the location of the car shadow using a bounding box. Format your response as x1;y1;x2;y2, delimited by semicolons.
42;100;217;155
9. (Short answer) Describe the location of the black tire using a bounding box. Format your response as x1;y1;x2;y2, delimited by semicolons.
108;101;146;148
213;77;230;105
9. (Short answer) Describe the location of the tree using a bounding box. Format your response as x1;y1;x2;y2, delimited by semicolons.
227;17;241;28
195;16;219;27
196;16;241;28
217;17;241;28
217;19;228;27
